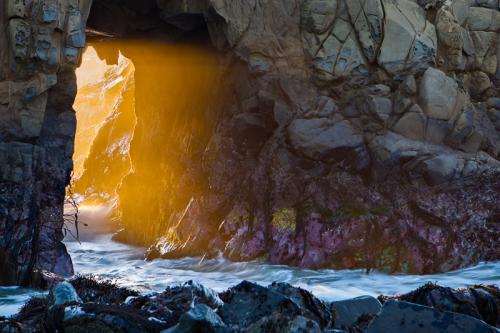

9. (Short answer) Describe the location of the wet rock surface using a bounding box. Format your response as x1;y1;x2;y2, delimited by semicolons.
1;278;499;333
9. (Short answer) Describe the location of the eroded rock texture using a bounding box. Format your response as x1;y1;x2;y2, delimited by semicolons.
145;0;500;274
0;0;91;285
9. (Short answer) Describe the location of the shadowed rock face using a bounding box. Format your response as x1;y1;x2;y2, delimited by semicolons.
1;0;500;284
0;0;92;286
144;0;500;273
1;279;499;332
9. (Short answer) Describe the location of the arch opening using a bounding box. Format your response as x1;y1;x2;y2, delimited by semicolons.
70;30;228;246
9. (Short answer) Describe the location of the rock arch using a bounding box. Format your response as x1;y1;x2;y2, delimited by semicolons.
1;0;499;286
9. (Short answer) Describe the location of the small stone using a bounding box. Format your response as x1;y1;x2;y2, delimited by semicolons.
364;96;393;123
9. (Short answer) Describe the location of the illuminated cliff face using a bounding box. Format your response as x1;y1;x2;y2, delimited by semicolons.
73;45;136;207
73;38;224;244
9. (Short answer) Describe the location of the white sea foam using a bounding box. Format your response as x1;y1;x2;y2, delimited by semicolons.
1;233;499;318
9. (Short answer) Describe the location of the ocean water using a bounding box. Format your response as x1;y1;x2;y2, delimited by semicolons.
1;232;499;318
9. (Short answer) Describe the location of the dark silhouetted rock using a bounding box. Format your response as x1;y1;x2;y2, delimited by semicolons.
268;282;333;329
218;281;302;329
385;283;500;327
365;300;498;333
129;280;223;326
243;313;322;333
330;295;382;329
70;275;139;305
162;304;230;333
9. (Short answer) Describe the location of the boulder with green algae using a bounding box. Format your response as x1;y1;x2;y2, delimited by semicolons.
271;208;297;231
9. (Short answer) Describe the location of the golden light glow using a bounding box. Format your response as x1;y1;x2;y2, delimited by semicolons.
72;38;225;245
73;46;135;180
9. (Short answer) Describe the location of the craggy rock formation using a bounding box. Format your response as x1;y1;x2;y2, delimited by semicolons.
144;0;500;274
2;0;500;283
1;278;499;332
0;0;92;285
72;46;136;202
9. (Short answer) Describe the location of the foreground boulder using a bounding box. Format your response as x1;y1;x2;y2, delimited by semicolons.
244;313;322;333
330;296;382;329
218;281;302;329
383;282;500;327
1;278;500;333
128;280;223;327
162;304;229;333
268;282;333;329
365;300;498;333
2;0;500;286
49;303;169;333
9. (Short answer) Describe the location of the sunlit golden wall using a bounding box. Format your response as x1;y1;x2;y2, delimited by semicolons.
73;38;225;244
72;45;136;212
73;46;136;180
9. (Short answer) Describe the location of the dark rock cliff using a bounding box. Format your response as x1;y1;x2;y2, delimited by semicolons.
0;0;91;285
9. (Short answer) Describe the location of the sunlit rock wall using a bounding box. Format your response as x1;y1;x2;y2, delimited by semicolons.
0;0;91;285
72;46;136;204
146;0;500;273
70;37;228;247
